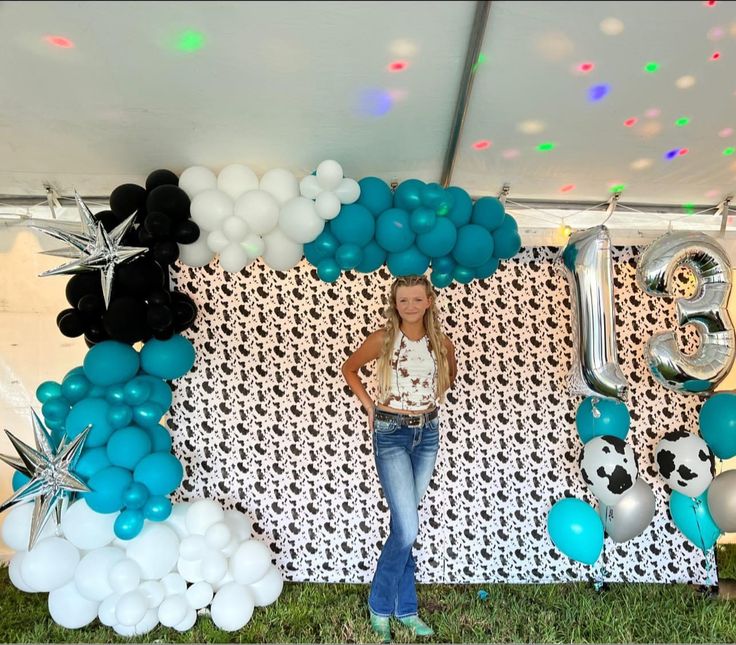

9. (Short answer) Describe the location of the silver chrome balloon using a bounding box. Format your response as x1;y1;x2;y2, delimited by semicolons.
636;231;735;395
707;470;736;532
561;226;628;400
598;478;656;543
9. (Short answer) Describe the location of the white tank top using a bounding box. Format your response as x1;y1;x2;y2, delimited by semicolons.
381;332;437;411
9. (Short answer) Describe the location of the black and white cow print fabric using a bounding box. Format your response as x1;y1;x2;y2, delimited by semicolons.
169;246;715;584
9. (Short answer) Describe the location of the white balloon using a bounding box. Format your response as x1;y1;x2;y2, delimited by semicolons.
213;572;235;591
164;502;192;539
207;229;230;253
229;540;273;585
279;196;325;243
299;175;322;200
116;590;148;626
260;168;299;205
98;592;120;626
219;243;250;273
8;552;36;592
262;228;303;272
180;534;208;561
190;189;234;232
161;572;187;596
186;499;225;535
108;558;141;594
205;522;232;550
61;499;116;551
185;581;214;609
75;546;125;601
334;177;361;204
177;237;214;268
158;593;188;627
48;580;99;629
241;233;265;259
2;502;58;551
177;555;204;583
138;580;166;609
248;565;284;607
315;191;342;220
224;510;252;541
179;166;217;199
222;215;250;242
173;607;197;632
134;608;160;635
222;536;240;558
316;160;344;191
217;164;259;200
211;583;255;631
234;190;280;235
125;523;179;580
201;549;228;584
113;622;138;637
22;537;79;592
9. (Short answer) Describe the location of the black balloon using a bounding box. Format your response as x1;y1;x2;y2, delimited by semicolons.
77;294;105;317
137;227;156;246
154;240;179;265
57;309;85;338
145;169;179;192
116;258;164;297
173;219;200;244
148;290;171;307
171;292;197;329
144;211;172;238
109;184;146;219
153;325;175;341
65;272;103;308
146;185;190;220
85;319;109;344
147;304;174;332
94;210;122;232
103;297;147;344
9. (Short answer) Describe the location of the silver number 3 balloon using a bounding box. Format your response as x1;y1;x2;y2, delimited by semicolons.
636;231;735;395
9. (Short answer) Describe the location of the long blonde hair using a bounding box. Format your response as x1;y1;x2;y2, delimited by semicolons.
377;275;451;404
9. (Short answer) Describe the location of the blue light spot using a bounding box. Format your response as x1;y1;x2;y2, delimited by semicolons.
665;148;679;160
357;88;393;117
588;84;610;102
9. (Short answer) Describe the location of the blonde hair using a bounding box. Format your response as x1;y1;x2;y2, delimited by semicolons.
377;275;451;404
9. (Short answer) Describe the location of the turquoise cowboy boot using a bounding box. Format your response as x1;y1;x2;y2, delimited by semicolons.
370;611;392;643
397;614;434;637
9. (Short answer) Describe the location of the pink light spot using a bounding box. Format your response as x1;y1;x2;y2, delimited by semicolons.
705;189;720;198
502;149;520;159
719;127;734;137
578;62;594;73
711;52;721;61
624;117;638;127
388;60;409;72
645;108;661;118
705;0;717;6
473;140;492;150
678;148;689;156
45;35;74;48
560;184;575;193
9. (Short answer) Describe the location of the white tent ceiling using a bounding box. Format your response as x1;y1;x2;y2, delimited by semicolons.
1;0;735;240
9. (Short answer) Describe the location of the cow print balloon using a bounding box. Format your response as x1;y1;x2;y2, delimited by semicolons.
580;435;638;506
655;430;715;497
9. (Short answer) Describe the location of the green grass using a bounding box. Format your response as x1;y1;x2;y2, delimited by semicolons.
0;562;735;644
717;543;736;580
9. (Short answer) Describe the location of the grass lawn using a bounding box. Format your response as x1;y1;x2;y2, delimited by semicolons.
0;546;733;643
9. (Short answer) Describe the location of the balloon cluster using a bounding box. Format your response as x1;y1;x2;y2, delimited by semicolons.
4;498;282;635
304;176;521;286
28;338;194;541
176;160;360;273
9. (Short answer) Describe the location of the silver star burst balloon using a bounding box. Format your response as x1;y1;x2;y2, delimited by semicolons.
28;191;148;307
0;410;91;549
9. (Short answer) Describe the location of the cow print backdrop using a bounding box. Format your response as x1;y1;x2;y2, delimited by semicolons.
168;246;716;584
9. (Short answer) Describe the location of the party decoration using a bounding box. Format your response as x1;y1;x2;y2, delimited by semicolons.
580;435;638;506
698;392;736;458
547;498;604;565
598;478;656;542
669;491;721;551
575;396;630;443
654;430;715;498
636;231;735;395
561;226;628;400
706;470;736;532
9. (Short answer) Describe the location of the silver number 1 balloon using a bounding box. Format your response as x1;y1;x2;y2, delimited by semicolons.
636;231;735;395
562;226;628;401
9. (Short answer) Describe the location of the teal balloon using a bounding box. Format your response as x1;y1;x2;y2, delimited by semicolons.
576;397;631;444
83;341;140;386
316;258;340;283
394;179;425;212
335;243;363;270
355;241;386;273
493;216;522;259
123;482;150;510
106;386;126;404
12;471;30;491
410;207;436;234
446;187;473;227
431;271;453;289
432;256;456;275
66;398;114;448
416;217;457;258
134;452;183;496
453;265;474;284
357;177;393;215
547;498;604;565
471;197;506;231
699;392;736;459
36;381;62;403
61;373;92;404
63;366;85;380
41;396;71;422
376;209;415;253
146;424;173;453
684;379;711;393
144;495;172;522
420;183;452;215
140;335;195;380
387;246;430;277
89;385;106;397
124;378;151;406
114;509;144;540
85;466;132;513
75;446;111;480
669;491;721;551
452;224;494;268
329;203;375;246
474;257;500;280
133;402;165;428
107;404;133;429
108;426;152;470
134;376;172;411
304;229;338;266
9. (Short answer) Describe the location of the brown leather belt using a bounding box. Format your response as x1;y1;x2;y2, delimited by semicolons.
374;408;439;428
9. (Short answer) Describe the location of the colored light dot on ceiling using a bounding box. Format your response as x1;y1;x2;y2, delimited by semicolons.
390;39;417;57
471;52;487;73
678;148;689;156
388;60;409;72
676;75;696;89
357;88;394;117
682;203;696;215
578;62;594;73
711;52;721;61
560;184;575;193
705;1;717;6
645;108;661;118
502;149;520;159
624;117;638;127
719;128;734;137
675;117;690;127
518;120;545;134
705;189;720;198
588;84;610;101
708;26;725;40
610;184;626;193
630;158;653;170
176;30;204;52
472;140;492;150
600;17;624;35
45;35;74;48
665;148;680;160
644;62;660;73
724;147;735;156
537;142;556;151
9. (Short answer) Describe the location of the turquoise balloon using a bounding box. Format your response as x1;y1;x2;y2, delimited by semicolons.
133;402;165;428
85;466;132;513
474;257;500;280
394;179;425;212
66;398;114;448
12;471;30;491
452;224;494;268
670;491;721;551
134;376;172;411
547;498;604;565
83;341;140;386
36;381;62;403
416;217;457;258
471;197;506;231
107;404;133;429
124;378;151;406
41;396;71;422
89;385;106;397
304;229;338;266
144;495;172;521
123;482;150;510
134;452;183;496
493;216;522;259
432;256;456;275
430;271;453;289
699;392;736;459
108;426;152;470
146;424;173;453
316;258;340;283
335;243;363;270
114;509;145;540
453;265;474;284
410;207;437;234
446;187;473;227
75;446;111;480
684;379;711;393
357;177;393;215
63;366;85;380
140;335;195;380
576;397;631;444
355;241;386;273
420;183;452;215
329;203;375;246
106;385;126;404
376;209;415;253
387;246;430;277
61;373;91;404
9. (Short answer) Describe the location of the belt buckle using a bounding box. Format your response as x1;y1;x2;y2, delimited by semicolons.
407;414;422;427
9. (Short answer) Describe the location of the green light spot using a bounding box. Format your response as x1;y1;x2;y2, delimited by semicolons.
682;203;696;215
675;117;690;127
724;147;735;156
610;184;626;193
176;30;204;52
537;142;555;151
644;61;659;73
471;52;487;73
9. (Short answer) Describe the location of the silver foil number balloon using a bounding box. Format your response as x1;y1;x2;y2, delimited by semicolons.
562;226;628;400
636;231;735;395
